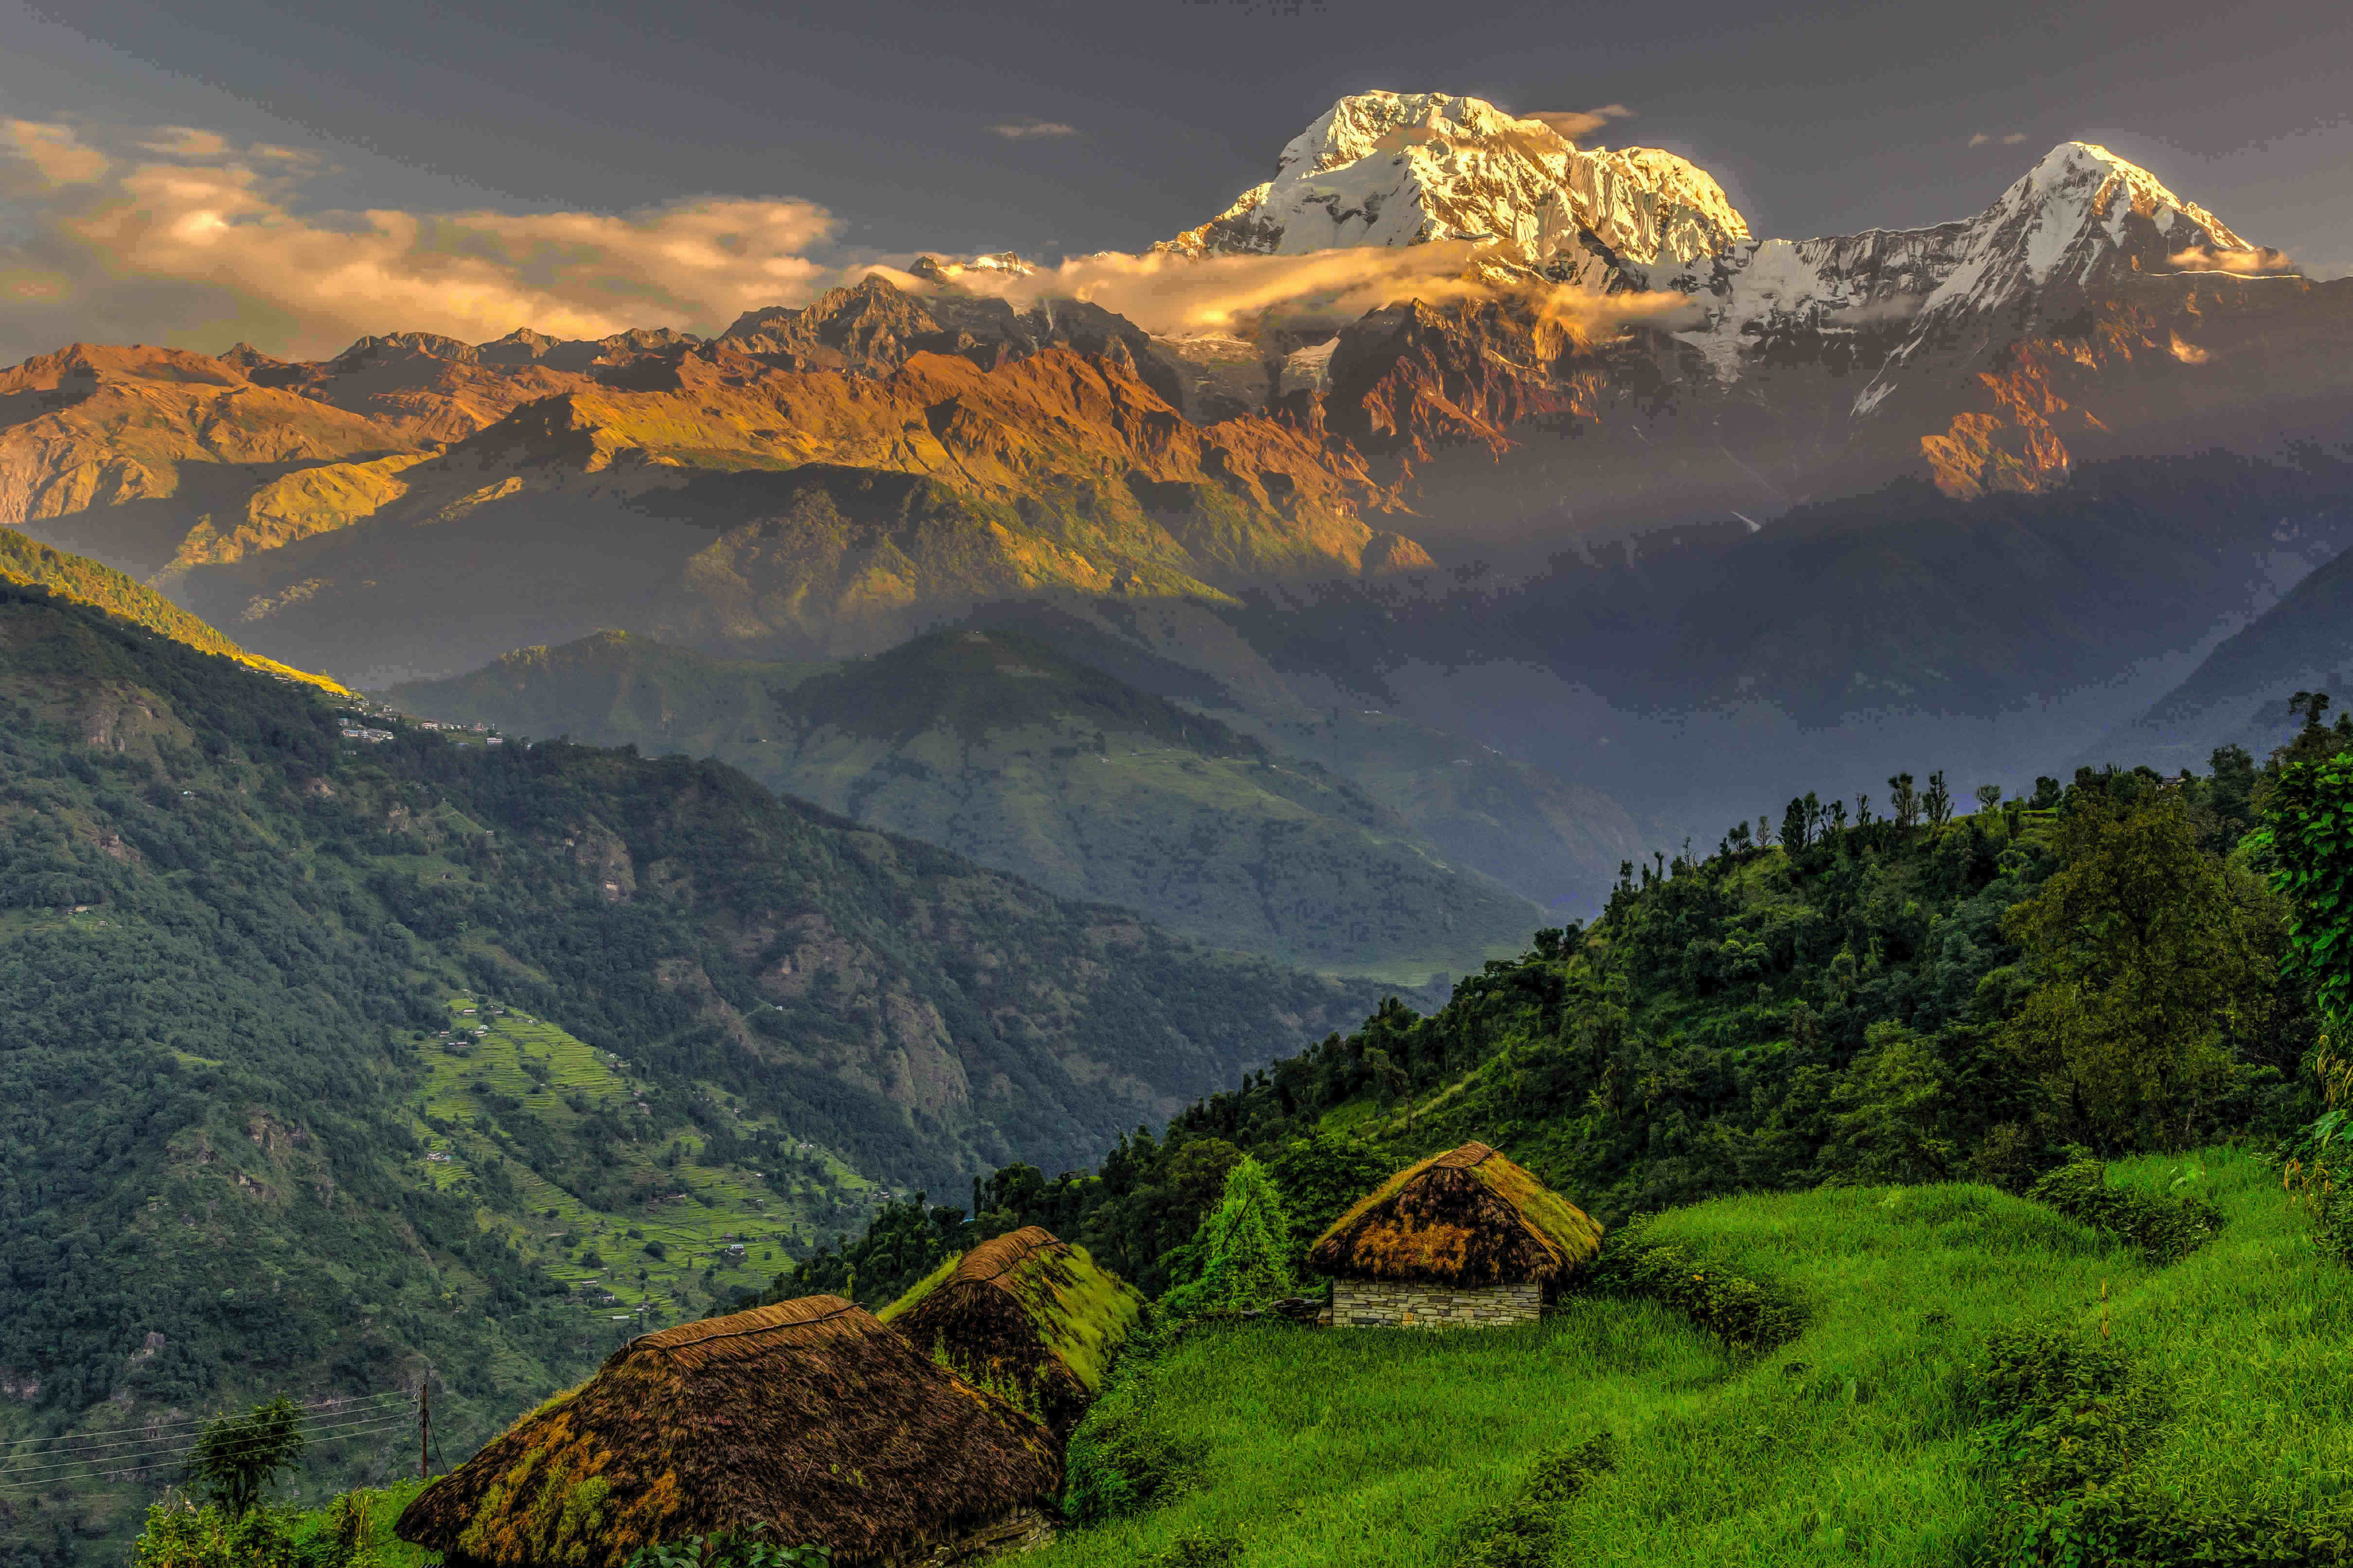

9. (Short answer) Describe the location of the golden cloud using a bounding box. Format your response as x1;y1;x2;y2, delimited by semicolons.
2166;243;2297;276
0;120;865;358
1526;105;1634;141
1;117;1692;368
928;240;1696;343
3;121;109;186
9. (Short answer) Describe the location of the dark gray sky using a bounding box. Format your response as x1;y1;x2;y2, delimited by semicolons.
12;0;2353;246
0;0;2348;356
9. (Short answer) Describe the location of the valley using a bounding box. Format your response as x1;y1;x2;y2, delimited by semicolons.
1;59;2352;1568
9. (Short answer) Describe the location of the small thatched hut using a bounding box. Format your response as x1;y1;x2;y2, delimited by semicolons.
394;1295;1060;1568
1307;1141;1603;1328
884;1226;1142;1439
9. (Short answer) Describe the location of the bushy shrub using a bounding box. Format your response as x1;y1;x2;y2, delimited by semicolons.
1449;1433;1616;1568
2026;1157;2224;1262
131;1496;299;1568
1582;1220;1806;1350
2318;1194;2353;1268
1971;1323;2353;1564
1142;1531;1241;1567
1974;1323;2162;1502
1061;1322;1208;1525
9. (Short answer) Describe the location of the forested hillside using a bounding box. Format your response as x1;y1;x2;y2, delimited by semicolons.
390;628;1546;980
792;741;2330;1305
0;584;1376;1563
0;529;345;694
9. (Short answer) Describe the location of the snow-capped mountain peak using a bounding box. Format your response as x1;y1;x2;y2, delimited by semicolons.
1157;90;1750;278
1917;141;2245;314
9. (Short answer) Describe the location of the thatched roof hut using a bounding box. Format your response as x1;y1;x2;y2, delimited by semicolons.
884;1226;1142;1438
1308;1141;1603;1292
394;1295;1059;1568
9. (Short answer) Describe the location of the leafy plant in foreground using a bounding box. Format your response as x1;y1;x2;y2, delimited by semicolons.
129;1494;299;1568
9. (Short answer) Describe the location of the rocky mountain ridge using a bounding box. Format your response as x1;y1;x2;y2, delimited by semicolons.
4;94;2350;681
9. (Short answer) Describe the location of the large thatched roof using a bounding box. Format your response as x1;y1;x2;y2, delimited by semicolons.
394;1295;1059;1568
1307;1141;1603;1287
884;1226;1142;1439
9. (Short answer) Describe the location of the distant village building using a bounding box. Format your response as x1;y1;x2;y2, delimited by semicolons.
1308;1141;1603;1330
395;1295;1059;1567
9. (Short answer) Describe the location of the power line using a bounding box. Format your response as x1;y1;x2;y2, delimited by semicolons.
0;1415;415;1493
7;1392;412;1448
2;1401;415;1465
0;1412;417;1485
8;1394;412;1456
0;1411;417;1486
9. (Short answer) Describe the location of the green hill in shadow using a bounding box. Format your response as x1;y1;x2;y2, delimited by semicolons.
389;629;1546;983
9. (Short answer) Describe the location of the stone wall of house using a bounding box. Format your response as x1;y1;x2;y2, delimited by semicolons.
1331;1278;1541;1328
905;1505;1054;1564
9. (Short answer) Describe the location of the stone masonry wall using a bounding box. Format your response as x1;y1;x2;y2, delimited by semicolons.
1331;1278;1541;1328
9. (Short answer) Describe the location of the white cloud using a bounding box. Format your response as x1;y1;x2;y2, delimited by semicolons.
991;120;1078;140
1969;131;2030;148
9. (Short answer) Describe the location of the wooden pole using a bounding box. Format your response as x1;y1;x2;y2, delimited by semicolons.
419;1375;431;1482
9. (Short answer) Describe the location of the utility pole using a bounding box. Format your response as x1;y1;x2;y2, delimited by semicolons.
419;1374;431;1482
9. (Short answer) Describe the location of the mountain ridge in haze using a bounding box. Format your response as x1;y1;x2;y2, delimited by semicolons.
385;626;1564;980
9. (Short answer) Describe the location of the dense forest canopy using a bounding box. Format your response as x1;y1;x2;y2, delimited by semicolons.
788;726;2342;1309
0;583;1378;1563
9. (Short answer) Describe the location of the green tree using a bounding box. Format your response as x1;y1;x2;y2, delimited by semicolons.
1889;774;1921;829
1924;771;1954;830
2260;749;2353;1031
186;1397;306;1520
1265;1134;1393;1268
1819;1022;1956;1182
1161;1156;1294;1320
2001;790;2268;1148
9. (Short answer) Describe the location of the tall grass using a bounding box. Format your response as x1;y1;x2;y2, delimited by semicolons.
1034;1147;2351;1566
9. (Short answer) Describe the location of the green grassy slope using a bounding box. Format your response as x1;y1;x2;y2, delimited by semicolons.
0;583;1377;1564
389;629;1545;982
1036;1150;2347;1567
0;526;349;693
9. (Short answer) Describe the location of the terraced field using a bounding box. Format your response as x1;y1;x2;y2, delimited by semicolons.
403;995;885;1332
